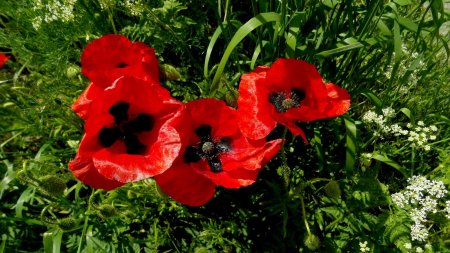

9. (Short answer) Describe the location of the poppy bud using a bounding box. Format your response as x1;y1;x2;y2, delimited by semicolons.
304;233;320;250
57;217;77;231
66;65;80;78
159;64;181;81
97;204;116;219
324;180;341;199
38;175;66;196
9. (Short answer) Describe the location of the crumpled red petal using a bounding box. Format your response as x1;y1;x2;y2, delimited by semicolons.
237;66;277;140
0;54;10;69
154;160;215;206
81;34;159;88
71;82;104;120
69;149;124;190
323;83;351;117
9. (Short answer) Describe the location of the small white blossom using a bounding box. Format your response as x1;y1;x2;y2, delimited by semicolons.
430;125;437;131
382;107;396;118
429;135;436;140
404;242;412;249
411;223;429;241
424;145;430;151
445;200;450;219
416;247;423;253
418;121;425;126
359;241;370;252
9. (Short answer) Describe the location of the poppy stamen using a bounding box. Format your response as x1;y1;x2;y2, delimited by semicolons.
185;125;232;173
269;89;305;113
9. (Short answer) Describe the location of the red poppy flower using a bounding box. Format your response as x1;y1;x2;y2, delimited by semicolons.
0;54;10;69
237;58;350;142
73;35;160;120
155;98;282;206
71;82;103;120
69;76;184;189
82;34;159;88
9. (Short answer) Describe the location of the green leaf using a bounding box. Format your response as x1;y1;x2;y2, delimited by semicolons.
209;12;281;95
360;89;383;109
43;229;63;253
397;16;418;33
399;108;412;120
372;153;408;177
204;23;225;79
15;186;35;218
393;21;402;60
343;116;357;175
375;18;392;36
393;0;412;6
316;37;381;57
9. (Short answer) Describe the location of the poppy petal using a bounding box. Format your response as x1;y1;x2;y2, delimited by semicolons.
81;34;159;88
323;83;351;117
155;161;215;206
187;98;238;138
72;82;104;120
0;54;10;69
237;67;277;140
69;154;124;190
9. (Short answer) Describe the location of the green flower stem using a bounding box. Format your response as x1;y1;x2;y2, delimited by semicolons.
77;189;95;253
300;195;311;235
280;127;290;188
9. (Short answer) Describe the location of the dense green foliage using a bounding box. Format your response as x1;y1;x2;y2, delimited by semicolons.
0;0;449;252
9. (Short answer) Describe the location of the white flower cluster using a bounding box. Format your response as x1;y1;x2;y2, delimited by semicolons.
391;175;449;241
362;108;438;151
359;241;370;252
122;0;144;16
445;200;450;219
32;0;77;29
362;107;395;129
97;0;144;16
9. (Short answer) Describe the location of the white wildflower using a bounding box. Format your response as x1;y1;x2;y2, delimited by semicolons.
382;107;396;118
418;121;425;126
416;247;423;253
429;135;436;140
445;200;450;219
423;145;430;151
411;223;429;241
430;125;437;131
404;242;412;249
359;241;370;252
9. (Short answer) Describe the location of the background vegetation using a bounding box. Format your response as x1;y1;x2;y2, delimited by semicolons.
0;0;449;252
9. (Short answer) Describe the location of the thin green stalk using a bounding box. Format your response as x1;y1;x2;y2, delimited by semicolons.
300;196;311;235
77;189;95;253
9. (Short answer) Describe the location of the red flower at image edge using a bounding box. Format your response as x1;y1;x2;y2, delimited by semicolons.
0;54;10;69
69;76;184;190
237;58;350;142
73;34;160;120
155;98;282;206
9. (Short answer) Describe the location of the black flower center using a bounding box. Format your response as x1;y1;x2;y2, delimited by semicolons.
269;88;305;113
98;102;154;155
116;62;128;68
184;124;232;173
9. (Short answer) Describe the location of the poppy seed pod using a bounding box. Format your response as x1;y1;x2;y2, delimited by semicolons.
38;175;66;196
58;217;78;231
324;180;341;199
304;233;320;250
